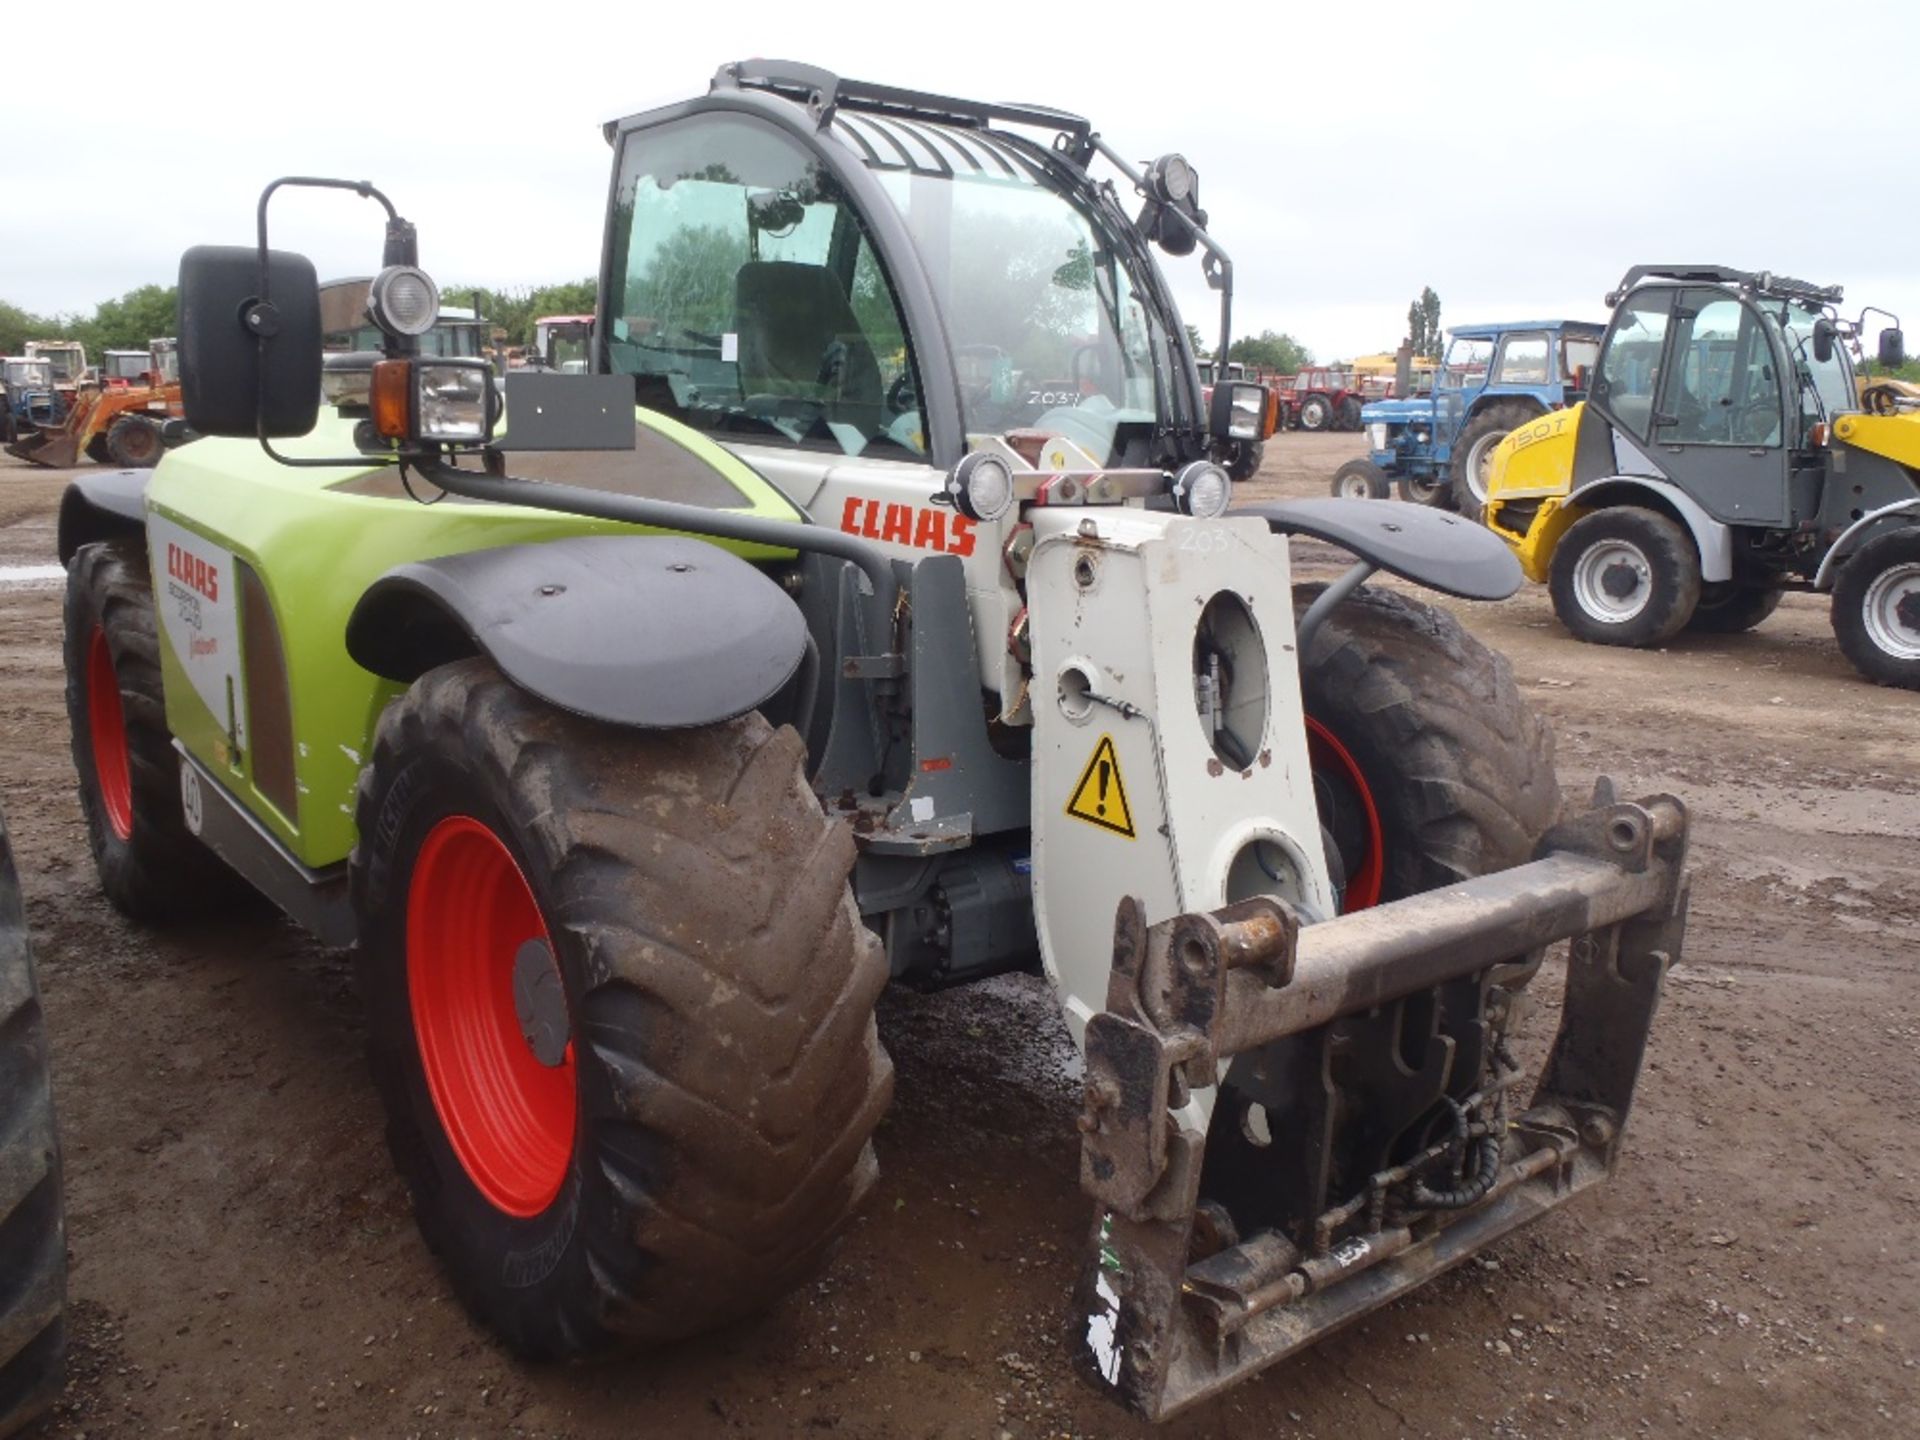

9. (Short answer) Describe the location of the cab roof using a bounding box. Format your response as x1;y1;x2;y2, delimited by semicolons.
1448;320;1605;340
608;58;1095;165
1605;265;1842;308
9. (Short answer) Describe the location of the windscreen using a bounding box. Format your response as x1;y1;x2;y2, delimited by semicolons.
326;323;487;359
1769;301;1855;424
872;159;1172;466
37;348;81;383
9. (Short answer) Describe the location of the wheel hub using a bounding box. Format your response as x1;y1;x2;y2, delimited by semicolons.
86;626;133;841
1897;591;1920;634
1600;560;1640;600
407;814;576;1217
1467;433;1501;502
513;938;571;1067
1572;538;1654;622
1863;562;1920;660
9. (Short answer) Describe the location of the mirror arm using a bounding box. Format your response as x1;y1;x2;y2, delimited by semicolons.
1089;133;1235;370
248;176;412;467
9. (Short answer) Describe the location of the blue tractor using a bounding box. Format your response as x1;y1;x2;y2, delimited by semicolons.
0;355;62;447
1331;320;1604;518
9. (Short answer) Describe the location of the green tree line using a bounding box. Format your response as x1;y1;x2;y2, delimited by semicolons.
3;279;601;359
2;286;178;358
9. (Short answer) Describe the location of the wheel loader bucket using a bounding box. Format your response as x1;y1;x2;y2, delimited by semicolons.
4;423;82;468
4;389;97;468
1076;784;1689;1421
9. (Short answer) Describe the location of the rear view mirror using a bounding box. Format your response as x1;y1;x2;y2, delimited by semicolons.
1812;317;1836;365
1879;327;1906;369
178;245;322;438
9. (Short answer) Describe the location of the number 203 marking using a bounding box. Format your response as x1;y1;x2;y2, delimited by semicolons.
1177;527;1232;554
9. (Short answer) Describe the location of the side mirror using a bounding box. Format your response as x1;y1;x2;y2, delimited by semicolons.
178;245;322;438
1812;317;1836;365
1210;380;1275;442
1879;327;1906;369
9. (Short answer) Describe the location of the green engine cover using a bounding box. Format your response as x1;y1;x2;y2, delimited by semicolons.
144;407;798;871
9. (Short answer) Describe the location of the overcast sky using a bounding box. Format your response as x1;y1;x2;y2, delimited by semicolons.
6;0;1914;362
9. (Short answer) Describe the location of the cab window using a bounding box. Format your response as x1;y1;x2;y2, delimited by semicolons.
1658;292;1781;447
1562;335;1599;383
1596;290;1672;441
1491;333;1550;386
1440;336;1493;389
606;114;924;460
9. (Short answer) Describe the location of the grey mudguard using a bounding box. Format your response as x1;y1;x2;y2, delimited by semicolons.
346;535;808;729
1242;497;1523;601
57;470;150;563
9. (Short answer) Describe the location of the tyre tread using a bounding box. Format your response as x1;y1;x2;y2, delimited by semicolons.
351;660;891;1352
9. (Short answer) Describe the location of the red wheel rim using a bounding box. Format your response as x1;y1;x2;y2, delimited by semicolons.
407;815;575;1217
1304;717;1384;912
86;627;133;841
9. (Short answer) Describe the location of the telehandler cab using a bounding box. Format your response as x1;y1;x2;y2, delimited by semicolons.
54;62;1690;1420
1483;265;1919;688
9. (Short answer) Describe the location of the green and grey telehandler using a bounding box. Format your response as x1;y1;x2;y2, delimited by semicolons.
54;61;1690;1420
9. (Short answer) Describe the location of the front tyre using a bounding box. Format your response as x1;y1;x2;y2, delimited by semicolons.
351;661;892;1356
104;415;163;469
1548;506;1701;647
1831;529;1920;689
1293;584;1561;909
1331;458;1391;500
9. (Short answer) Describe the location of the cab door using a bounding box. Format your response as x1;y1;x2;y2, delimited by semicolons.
1643;290;1790;526
1432;334;1492;453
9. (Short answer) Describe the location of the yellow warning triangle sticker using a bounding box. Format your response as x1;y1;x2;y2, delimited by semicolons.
1065;734;1136;839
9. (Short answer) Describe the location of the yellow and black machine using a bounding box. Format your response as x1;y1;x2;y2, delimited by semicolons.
1482;264;1920;688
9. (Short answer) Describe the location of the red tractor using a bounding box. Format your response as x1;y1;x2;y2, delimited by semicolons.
1281;367;1368;432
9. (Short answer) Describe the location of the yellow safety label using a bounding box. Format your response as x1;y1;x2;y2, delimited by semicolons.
1065;735;1136;839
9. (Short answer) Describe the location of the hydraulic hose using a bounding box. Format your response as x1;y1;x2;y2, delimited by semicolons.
1407;1094;1504;1212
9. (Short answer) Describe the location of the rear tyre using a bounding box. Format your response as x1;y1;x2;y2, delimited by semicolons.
0;804;67;1439
352;661;893;1356
1330;458;1391;500
63;540;236;921
1548;506;1700;647
104;416;162;469
1831;528;1920;689
1450;403;1536;522
1336;396;1363;431
1293;584;1561;909
1395;470;1453;508
1687;581;1783;634
1297;394;1331;431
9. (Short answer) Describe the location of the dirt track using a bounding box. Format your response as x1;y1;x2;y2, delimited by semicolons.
3;437;1916;1439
